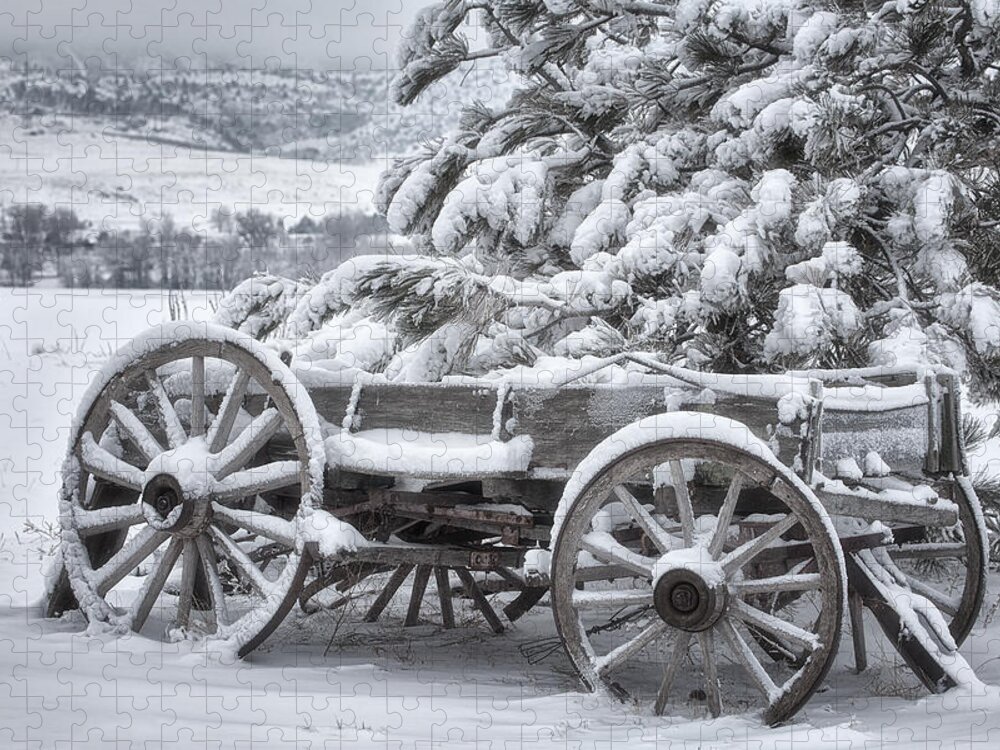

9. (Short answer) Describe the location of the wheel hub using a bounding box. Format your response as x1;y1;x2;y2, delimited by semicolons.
652;548;727;632
141;472;211;535
140;443;216;535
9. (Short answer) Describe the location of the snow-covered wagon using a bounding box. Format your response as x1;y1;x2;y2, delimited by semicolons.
47;321;986;724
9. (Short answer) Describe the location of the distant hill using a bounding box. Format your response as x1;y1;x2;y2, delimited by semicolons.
0;58;517;160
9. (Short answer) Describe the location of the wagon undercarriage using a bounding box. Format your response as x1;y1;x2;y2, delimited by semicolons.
47;322;987;725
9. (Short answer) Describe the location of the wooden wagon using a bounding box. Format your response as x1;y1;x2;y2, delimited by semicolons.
47;321;988;724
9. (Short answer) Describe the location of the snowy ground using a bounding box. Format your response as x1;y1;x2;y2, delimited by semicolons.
3;289;1000;748
0;116;385;232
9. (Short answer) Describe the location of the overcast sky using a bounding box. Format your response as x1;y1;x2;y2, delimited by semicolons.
0;0;421;69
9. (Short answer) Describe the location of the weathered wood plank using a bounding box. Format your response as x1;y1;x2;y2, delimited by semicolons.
311;383;509;437
509;386;796;471
814;486;957;526
789;367;921;388
481;478;565;510
848;591;867;672
321;543;525;569
820;404;929;477
363;564;412;622
925;374;941;474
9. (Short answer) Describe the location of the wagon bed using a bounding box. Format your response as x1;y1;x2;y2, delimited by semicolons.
279;357;964;528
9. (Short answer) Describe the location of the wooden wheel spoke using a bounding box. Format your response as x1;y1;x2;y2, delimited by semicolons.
728;573;822;596
212;408;283;479
708;472;744;559
195;535;229;628
730;599;819;652
190;356;206;438
108;400;164;464
718;618;779;701
580;532;654;578
364;565;413;622
454;567;505;634
79;433;145;492
207;369;251;453
612;486;678;554
405;565;432;626
572;588;653;610
210;503;295;548
435;567;455;629
145;370;186;448
596;621;668;676
175;539;200;629
698;630;722;717
74;503;146;536
212;460;301;502
94;526;170;596
720;514;799;575
668;461;695;545
654;631;691;716
208;526;270;596
848;591;868;673
131;537;184;631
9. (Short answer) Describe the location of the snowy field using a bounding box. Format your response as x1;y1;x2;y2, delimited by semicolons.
4;288;1000;748
0;116;385;232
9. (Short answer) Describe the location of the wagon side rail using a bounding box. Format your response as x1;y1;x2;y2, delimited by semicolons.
289;377;820;484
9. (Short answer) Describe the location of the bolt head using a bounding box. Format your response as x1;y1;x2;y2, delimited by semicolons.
154;491;177;516
670;582;699;614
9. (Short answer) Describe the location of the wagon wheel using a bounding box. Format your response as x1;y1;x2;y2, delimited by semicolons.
551;415;845;725
302;557;508;634
54;322;324;657
299;479;515;632
360;564;505;632
883;476;987;646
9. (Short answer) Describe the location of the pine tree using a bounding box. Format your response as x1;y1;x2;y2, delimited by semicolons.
304;1;1000;395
